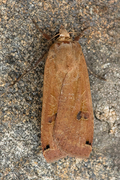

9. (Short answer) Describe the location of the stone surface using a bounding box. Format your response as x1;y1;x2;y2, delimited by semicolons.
0;0;120;179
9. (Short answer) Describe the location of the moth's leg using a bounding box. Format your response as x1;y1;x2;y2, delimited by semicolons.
32;19;51;40
87;66;106;81
10;52;47;87
74;27;106;81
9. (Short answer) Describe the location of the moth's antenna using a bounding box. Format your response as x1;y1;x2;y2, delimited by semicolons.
32;19;60;44
32;19;51;40
69;26;89;41
47;33;60;43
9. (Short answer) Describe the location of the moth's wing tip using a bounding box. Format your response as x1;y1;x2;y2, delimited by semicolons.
43;148;66;163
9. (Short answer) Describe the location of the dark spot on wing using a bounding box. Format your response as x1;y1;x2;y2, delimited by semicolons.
84;113;89;119
77;111;82;120
77;111;89;120
86;141;91;145
44;144;50;151
48;113;57;123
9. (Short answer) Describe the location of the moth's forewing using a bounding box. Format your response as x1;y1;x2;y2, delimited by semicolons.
41;43;67;162
53;42;94;157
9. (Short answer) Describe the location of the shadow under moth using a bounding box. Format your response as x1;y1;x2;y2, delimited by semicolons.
41;25;94;162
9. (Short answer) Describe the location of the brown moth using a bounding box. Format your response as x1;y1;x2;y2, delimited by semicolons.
41;26;94;162
2;22;94;162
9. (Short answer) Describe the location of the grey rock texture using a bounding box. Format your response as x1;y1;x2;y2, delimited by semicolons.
0;0;120;179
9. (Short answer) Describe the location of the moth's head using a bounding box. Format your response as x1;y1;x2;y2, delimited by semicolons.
59;25;70;38
57;25;71;41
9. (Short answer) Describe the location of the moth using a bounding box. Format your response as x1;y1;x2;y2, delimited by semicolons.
3;21;94;163
41;26;94;162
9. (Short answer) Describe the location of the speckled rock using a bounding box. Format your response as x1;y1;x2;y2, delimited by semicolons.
0;0;120;179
